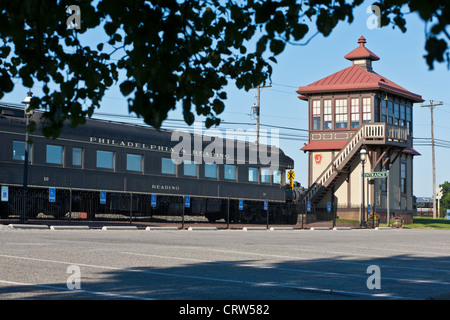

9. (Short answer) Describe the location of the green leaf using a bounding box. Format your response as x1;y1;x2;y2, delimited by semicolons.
119;80;135;96
212;98;225;114
269;39;285;55
292;24;309;41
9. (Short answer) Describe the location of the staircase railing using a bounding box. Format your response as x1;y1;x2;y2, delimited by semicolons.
303;123;407;205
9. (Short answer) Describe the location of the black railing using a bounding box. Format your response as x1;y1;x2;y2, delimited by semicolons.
0;185;299;226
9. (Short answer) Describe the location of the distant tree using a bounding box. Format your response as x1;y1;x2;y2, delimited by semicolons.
439;181;450;218
0;0;449;138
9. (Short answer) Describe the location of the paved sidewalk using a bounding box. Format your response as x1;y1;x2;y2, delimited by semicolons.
1;218;358;230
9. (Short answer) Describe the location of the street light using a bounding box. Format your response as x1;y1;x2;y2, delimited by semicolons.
21;90;33;223
360;146;367;228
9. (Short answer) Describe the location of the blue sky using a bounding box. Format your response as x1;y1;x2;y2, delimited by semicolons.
2;1;449;198
213;2;450;198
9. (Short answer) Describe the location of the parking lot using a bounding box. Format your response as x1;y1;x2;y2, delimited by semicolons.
0;226;449;305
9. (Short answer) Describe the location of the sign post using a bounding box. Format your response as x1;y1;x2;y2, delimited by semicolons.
49;187;56;203
1;186;8;202
100;190;106;204
185;195;191;208
151;194;157;207
364;171;389;225
264;199;269;229
182;195;191;230
287;170;295;190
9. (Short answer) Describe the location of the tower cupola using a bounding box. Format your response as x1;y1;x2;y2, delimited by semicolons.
344;36;380;71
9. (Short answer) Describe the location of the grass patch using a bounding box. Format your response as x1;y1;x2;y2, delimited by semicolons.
404;217;450;230
335;219;360;225
336;217;450;229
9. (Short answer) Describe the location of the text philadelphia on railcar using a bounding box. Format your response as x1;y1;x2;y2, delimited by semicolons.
0;104;302;224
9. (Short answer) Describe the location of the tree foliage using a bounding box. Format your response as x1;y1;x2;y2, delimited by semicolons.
439;181;450;218
0;0;449;138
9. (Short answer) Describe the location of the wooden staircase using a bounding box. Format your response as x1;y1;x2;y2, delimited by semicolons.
303;123;408;206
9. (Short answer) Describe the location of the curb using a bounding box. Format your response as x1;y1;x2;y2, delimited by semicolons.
8;224;49;230
187;227;217;231
310;227;330;230
145;226;179;231
50;225;90;230
269;227;294;231
243;227;267;231
375;227;392;230
101;226;139;231
332;227;352;230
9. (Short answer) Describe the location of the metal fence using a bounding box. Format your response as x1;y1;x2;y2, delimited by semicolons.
0;185;300;226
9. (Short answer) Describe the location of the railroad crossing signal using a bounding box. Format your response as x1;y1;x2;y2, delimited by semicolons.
287;170;295;190
287;170;295;180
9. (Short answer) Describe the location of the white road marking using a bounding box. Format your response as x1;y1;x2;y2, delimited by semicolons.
121;251;450;286
0;253;411;299
0;279;155;300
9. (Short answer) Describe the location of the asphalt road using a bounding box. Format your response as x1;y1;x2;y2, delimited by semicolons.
0;227;449;305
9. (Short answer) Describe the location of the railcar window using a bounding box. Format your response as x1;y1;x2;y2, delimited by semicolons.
73;147;82;167
127;154;143;172
248;167;258;182
273;170;282;185
46;145;63;165
96;150;114;169
12;141;30;161
204;163;217;178
261;168;271;184
161;158;176;175
183;160;197;177
224;164;236;180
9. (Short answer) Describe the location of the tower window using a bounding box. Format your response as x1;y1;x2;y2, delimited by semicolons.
335;99;348;129
324;99;332;129
312;100;321;130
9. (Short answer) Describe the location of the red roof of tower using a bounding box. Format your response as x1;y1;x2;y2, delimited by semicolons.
296;36;423;103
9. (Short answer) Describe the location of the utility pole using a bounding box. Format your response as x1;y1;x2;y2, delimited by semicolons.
421;100;443;219
251;84;272;144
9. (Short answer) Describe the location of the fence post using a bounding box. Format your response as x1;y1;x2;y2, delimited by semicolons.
227;197;230;229
69;188;72;223
129;192;133;224
182;195;185;229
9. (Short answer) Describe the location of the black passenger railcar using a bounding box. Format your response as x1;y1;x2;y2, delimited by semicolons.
0;104;297;223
